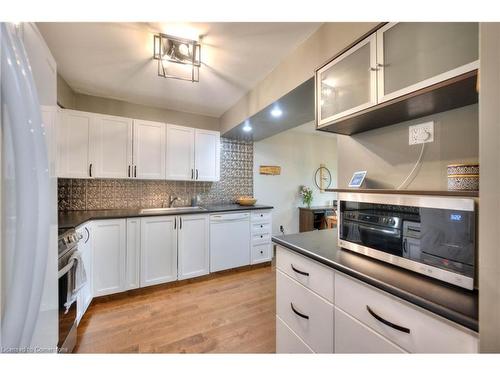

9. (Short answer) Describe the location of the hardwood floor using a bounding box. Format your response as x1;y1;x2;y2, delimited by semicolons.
75;263;276;353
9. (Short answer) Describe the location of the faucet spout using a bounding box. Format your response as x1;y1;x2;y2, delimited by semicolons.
168;195;179;208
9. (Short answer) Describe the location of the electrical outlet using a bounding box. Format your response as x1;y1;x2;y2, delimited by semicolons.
409;121;434;145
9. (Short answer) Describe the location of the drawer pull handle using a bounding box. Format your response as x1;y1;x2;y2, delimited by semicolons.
366;306;410;334
290;303;309;320
291;264;309;276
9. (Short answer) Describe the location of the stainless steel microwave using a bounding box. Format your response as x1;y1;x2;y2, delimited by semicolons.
338;192;476;290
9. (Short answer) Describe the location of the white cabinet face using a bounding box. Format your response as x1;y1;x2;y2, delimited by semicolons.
377;22;479;102
126;218;141;291
58;110;92;178
316;34;377;127
140;216;178;287
91;115;133;179
76;223;93;324
178;214;209;280
165;124;195;181
133;120;166;180
92;219;126;297
194;129;220;181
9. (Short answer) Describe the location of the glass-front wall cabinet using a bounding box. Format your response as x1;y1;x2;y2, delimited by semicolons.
377;22;479;102
316;22;479;129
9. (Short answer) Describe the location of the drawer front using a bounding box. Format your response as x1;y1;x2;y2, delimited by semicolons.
335;273;478;353
251;243;272;264
276;246;334;303
335;307;405;353
276;315;314;353
252;232;271;244
251;210;272;223
276;270;334;353
252;222;271;234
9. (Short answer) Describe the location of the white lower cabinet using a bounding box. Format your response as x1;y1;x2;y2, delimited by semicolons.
275;246;478;354
126;218;141;290
178;214;209;280
140;216;178;287
92;219;127;297
334;307;405;353
76;223;93;324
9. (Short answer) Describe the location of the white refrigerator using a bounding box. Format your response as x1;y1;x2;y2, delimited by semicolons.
0;22;58;353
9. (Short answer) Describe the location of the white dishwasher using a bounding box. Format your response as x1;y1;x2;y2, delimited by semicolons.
210;212;251;272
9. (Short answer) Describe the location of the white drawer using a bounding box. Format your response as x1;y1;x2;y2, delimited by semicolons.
276;246;334;303
252;222;271;234
251;243;272;264
335;273;478;353
276;270;334;353
252;232;271;244
335;307;406;353
276;315;313;353
251;210;272;223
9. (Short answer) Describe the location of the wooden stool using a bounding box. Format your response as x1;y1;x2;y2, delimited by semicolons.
325;215;337;228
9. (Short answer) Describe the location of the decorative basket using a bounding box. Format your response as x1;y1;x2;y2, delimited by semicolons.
237;196;257;206
447;164;479;191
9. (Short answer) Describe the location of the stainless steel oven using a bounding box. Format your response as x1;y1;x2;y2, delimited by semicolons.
338;193;476;290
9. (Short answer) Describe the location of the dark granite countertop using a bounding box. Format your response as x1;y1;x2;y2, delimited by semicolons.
59;204;273;229
272;229;478;332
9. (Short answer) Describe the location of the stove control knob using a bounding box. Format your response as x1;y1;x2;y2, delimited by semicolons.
388;218;395;225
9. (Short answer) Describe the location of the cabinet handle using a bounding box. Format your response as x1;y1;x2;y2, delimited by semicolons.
191;169;194;179
377;63;387;68
179;217;182;230
128;165;131;178
196;169;199;180
134;165;137;178
370;67;379;71
290;303;309;320
89;163;93;177
174;217;177;229
84;227;90;244
291;264;309;276
366;305;410;334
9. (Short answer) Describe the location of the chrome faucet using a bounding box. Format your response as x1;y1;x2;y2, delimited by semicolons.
168;195;179;208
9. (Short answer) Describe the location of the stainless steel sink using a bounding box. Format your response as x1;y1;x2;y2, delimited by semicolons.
139;206;207;214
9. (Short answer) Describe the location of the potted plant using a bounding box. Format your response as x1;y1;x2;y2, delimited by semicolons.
300;186;313;208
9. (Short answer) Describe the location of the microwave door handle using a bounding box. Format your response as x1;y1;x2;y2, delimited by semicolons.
0;24;51;348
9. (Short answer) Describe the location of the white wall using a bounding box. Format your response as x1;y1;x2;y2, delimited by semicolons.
254;122;337;235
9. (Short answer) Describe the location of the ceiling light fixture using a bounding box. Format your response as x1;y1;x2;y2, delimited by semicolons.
243;121;252;132
153;33;201;82
270;107;283;118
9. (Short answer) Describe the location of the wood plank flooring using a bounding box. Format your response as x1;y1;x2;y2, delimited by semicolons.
75;263;276;353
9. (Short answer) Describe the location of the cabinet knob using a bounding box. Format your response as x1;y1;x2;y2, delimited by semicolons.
260;250;263;254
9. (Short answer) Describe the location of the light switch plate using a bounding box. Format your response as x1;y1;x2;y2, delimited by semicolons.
409;121;434;145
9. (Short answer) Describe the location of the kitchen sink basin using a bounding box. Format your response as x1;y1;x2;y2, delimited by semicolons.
139;206;207;214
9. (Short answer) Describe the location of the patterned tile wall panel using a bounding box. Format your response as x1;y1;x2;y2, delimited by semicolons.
58;138;253;211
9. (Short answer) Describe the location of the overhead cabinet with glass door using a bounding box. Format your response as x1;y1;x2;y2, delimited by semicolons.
56;109;219;181
316;22;479;135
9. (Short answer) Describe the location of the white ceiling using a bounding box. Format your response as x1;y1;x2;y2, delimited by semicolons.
38;22;321;117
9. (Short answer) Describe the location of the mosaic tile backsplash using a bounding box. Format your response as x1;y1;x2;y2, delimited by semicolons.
58;138;253;211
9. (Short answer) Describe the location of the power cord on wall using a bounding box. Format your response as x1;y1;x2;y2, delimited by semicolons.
397;129;431;190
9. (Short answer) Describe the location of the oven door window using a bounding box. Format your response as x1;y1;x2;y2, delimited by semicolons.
343;220;402;256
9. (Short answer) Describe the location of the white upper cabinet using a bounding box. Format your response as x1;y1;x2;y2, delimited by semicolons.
166;124;195;180
57;109;92;178
376;22;479;102
317;34;377;127
194;129;220;182
178;214;209;280
90;114;133;179
133;119;166;180
140;216;178;287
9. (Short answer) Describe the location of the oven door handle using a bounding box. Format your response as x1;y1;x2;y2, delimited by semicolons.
58;260;76;279
357;223;401;238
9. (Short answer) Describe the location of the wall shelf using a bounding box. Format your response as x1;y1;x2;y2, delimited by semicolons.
317;70;478;136
327;188;479;198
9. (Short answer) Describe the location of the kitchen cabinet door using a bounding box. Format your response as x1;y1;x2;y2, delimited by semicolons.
165;124;195;181
76;223;93;324
92;219;126;297
376;22;479;103
126;218;141;290
140;216;178;287
90;114;133;179
316;34;377;128
133;119;166;180
178;214;209;280
194;129;220;181
57;109;93;178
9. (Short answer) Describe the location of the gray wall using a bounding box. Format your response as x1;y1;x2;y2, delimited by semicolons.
478;23;500;353
337;104;479;190
57;75;220;131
